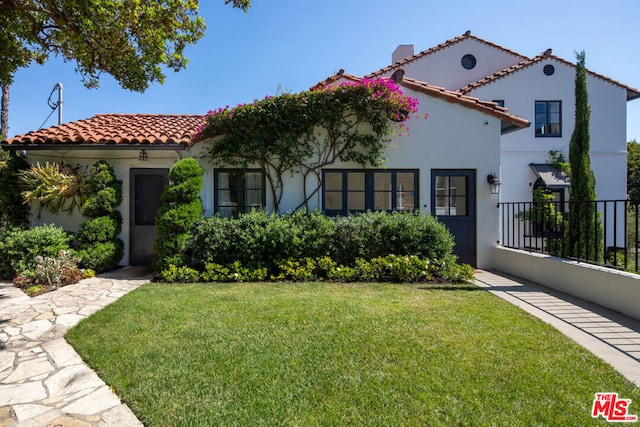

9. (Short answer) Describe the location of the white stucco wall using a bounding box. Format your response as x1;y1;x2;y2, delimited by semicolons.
493;246;640;321
193;86;505;268
469;58;629;204
24;148;184;266
379;38;524;91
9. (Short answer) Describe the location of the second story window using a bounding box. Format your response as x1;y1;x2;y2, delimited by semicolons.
535;101;562;137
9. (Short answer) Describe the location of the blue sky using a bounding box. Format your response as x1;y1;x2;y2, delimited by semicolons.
6;0;640;141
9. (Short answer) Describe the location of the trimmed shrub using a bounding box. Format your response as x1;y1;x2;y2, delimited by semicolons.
78;161;124;273
157;265;201;283
154;158;204;271
187;210;335;272
330;211;454;265
78;240;124;273
179;210;470;283
78;216;120;243
158;254;472;284
187;210;455;275
81;187;120;218
0;224;72;279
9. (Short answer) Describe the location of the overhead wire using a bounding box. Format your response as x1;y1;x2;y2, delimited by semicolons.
38;84;62;129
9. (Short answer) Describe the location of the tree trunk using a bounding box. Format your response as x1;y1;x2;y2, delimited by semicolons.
1;84;8;139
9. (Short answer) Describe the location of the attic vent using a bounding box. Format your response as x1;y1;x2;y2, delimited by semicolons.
543;64;555;76
461;54;476;70
391;69;405;83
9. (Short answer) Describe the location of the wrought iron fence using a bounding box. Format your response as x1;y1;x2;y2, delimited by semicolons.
498;199;640;272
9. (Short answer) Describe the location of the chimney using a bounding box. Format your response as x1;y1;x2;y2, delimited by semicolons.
392;44;414;64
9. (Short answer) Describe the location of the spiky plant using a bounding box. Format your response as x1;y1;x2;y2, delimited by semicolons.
19;162;87;215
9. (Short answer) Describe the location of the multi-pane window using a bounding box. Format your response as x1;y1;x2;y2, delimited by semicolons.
214;169;265;217
434;175;468;216
323;169;418;216
535;101;562;137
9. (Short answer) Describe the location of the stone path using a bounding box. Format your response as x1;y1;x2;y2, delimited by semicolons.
0;268;151;427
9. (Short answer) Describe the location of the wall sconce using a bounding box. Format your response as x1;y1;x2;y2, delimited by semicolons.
487;173;501;194
139;149;148;161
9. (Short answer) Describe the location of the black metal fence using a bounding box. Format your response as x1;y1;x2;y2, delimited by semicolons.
498;199;640;272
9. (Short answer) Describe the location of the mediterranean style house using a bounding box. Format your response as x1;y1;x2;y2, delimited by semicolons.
2;31;637;268
370;30;640;206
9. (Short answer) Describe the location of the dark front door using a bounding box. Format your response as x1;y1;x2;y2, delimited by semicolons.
431;169;476;266
130;168;168;265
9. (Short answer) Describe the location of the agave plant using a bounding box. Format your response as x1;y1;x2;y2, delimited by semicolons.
20;162;88;215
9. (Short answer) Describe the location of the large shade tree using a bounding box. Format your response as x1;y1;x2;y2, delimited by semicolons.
0;0;250;90
0;0;251;139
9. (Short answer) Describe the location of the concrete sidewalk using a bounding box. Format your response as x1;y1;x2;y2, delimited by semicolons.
475;269;640;387
0;267;151;427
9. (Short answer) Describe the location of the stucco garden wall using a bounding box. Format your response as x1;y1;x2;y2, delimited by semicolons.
492;246;640;320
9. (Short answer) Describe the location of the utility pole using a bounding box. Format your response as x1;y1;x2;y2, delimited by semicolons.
48;83;63;125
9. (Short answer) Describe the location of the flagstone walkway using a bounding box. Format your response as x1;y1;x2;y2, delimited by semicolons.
0;267;151;427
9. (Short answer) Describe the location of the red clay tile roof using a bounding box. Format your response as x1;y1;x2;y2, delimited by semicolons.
398;75;530;132
309;69;363;90
459;49;640;101
2;113;205;148
311;70;530;133
366;30;529;79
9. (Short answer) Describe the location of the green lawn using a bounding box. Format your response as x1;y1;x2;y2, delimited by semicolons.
66;281;640;426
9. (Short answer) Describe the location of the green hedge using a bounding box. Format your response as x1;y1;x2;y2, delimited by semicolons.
176;210;465;282
158;255;474;284
0;224;73;279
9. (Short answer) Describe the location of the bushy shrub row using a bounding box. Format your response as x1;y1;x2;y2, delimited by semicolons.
0;224;72;279
156;210;471;283
158;254;474;283
186;210;455;272
0;225;94;293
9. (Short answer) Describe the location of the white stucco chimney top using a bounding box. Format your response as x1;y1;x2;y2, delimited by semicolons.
392;45;414;64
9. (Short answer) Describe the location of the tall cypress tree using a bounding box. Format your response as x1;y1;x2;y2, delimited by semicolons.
568;51;602;261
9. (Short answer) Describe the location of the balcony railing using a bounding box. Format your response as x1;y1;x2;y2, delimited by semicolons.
498;199;640;272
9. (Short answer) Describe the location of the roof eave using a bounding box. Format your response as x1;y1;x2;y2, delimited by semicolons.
501;120;530;135
1;143;188;151
627;89;640;101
